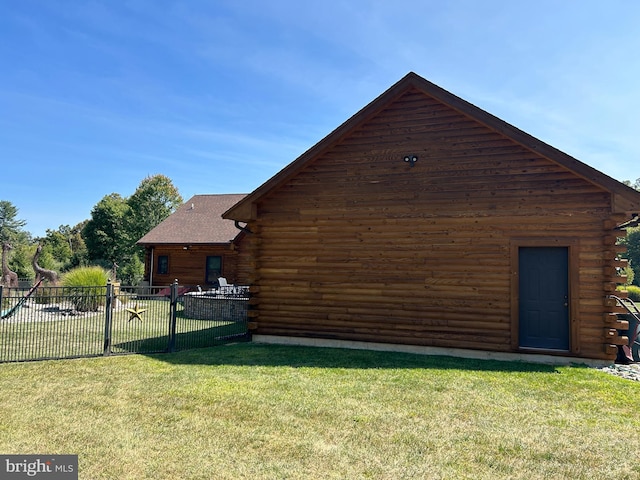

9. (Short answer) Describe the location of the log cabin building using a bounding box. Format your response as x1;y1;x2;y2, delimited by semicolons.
138;194;249;288
223;72;640;363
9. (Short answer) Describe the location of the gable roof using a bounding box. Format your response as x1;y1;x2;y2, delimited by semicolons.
224;72;640;221
137;194;247;245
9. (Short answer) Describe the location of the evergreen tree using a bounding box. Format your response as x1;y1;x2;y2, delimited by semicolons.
0;200;27;244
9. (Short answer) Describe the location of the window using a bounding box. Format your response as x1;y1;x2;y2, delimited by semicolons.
157;255;169;275
206;256;222;284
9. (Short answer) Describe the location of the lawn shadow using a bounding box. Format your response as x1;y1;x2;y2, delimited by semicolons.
148;342;564;373
112;323;249;355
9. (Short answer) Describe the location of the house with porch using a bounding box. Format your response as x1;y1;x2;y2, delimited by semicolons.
137;194;249;288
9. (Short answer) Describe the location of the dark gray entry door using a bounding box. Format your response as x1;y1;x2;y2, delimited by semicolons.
518;247;570;350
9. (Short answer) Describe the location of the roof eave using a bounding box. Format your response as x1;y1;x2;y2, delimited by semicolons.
223;73;421;221
222;72;640;220
136;240;237;246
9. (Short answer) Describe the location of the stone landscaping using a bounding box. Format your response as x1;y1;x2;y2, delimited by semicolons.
598;363;640;381
182;291;249;322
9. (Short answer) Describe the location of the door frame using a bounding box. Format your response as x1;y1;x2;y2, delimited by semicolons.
510;237;580;354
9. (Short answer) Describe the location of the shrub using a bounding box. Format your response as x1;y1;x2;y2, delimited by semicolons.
623;265;635;286
119;254;144;285
61;266;109;311
62;266;109;286
626;285;640;303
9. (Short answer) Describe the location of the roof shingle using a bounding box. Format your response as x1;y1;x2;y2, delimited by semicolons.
137;194;247;245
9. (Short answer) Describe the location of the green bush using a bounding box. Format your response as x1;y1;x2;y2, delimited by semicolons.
62;266;109;286
61;266;109;311
625;285;640;303
119;254;144;285
623;265;635;286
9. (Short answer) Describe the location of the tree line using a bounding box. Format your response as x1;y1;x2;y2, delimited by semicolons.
1;174;182;285
620;178;640;288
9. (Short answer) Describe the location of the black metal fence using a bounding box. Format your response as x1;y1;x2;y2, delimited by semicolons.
0;281;249;363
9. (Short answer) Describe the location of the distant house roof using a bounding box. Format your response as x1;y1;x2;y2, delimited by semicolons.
137;194;247;245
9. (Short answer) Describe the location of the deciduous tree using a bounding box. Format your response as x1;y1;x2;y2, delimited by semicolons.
81;175;182;285
623;178;640;191
620;180;640;285
82;193;131;269
126;174;183;243
39;223;88;272
123;175;182;284
622;227;640;286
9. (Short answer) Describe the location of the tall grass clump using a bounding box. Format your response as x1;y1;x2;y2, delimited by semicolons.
61;266;109;311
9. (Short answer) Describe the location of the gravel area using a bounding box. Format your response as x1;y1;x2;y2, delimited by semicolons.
597;363;640;381
3;298;128;323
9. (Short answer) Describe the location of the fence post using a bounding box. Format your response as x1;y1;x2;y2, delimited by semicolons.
103;281;114;356
168;279;179;352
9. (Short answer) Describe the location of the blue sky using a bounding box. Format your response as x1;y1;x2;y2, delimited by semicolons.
2;1;640;237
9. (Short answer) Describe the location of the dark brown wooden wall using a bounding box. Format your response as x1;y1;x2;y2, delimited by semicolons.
143;244;250;287
246;88;627;360
233;234;254;286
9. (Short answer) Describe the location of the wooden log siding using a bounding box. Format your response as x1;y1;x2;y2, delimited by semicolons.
244;87;631;359
147;244;242;287
233;232;255;286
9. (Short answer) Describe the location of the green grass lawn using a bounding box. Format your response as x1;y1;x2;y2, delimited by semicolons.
0;344;639;480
